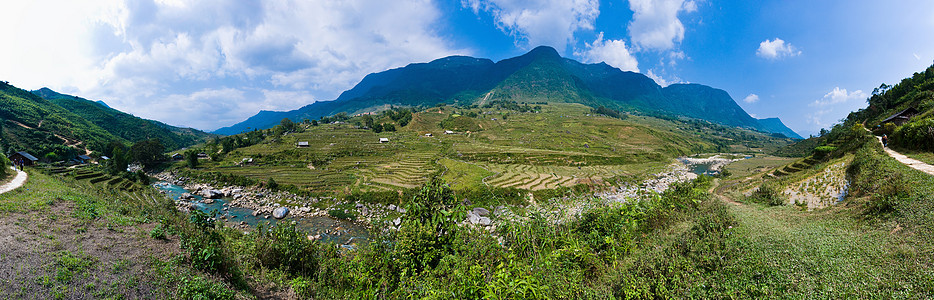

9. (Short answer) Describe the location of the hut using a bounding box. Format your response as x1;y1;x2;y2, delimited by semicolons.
9;151;39;166
296;141;310;148
171;153;184;160
76;155;92;163
379;138;390;143
881;107;919;126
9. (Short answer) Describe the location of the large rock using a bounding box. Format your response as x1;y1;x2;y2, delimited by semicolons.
472;207;490;216
467;211;481;225
202;189;224;199
478;217;492;226
273;207;290;219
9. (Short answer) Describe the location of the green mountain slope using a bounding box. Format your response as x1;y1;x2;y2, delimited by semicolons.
32;88;213;151
0;81;118;159
215;46;800;138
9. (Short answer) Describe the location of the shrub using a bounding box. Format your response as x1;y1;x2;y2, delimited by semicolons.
813;146;837;159
748;181;785;206
176;276;235;300
150;223;167;240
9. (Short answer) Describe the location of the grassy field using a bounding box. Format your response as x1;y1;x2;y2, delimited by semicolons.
191;102;794;198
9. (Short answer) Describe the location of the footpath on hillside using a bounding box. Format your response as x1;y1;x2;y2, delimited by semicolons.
876;136;934;175
0;167;27;194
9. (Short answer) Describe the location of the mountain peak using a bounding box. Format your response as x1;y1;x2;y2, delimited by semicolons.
525;45;561;60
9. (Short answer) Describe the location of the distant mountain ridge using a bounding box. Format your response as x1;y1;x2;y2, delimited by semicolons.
756;117;803;139
215;46;799;138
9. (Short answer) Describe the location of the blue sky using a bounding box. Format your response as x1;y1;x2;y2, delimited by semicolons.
1;0;933;136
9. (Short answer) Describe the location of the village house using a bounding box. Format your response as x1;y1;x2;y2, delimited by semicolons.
76;155;92;164
9;151;39;166
881;107;919;126
171;153;184;160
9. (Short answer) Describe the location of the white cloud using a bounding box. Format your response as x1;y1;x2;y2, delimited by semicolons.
743;94;759;103
0;0;464;131
576;32;640;72
645;69;682;87
807;87;868;126
812;87;867;106
463;0;600;50
756;38;801;60
627;0;695;51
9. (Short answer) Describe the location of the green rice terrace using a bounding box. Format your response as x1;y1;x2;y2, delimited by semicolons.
192;103;793;195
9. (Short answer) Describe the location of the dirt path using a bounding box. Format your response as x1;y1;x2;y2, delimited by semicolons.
0;167;27;194
876;136;934;175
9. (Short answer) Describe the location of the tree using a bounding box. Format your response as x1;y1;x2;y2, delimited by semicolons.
266;177;279;191
107;147;128;175
361;115;374;129
383;123;396;132
280;118;296;132
372;123;383;133
129;138;165;168
185;150;199;168
311;119;318;126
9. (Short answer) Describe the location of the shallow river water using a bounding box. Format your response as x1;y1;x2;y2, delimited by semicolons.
153;182;369;247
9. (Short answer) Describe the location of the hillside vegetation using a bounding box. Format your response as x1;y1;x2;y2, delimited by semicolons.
33;88;214;151
0;82;212;162
189;102;793;198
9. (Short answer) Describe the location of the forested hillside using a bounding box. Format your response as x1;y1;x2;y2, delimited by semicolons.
0;81;118;160
32;88;213;151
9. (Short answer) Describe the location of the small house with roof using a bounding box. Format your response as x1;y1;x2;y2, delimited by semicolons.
76;155;92;163
379;138;390;143
171;153;184;160
296;141;310;148
881;107;919;126
9;151;39;166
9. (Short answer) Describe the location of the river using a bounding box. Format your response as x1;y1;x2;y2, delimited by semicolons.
153;181;369;248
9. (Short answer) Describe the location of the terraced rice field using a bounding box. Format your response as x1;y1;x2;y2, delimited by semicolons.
476;161;664;190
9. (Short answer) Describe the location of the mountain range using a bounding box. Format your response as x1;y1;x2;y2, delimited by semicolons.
215;46;802;139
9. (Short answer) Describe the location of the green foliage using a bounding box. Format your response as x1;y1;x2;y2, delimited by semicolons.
37;88;212;151
748;181;785;206
891;118;934;151
176;276;235;300
395;177;462;274
150;223;168;240
266;177;279;191
813;146;837;159
440;115;481;131
253;222;340;277
185;149;199;168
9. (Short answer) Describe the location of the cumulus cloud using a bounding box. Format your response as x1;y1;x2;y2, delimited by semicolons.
576;32;639;72
743;94;759;103
463;0;600;50
627;0;695;51
645;69;682;87
1;0;463;131
812;87;867;106
807;87;868;126
756;38;801;60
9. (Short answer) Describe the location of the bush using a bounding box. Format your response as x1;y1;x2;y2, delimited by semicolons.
813;146;837;159
748;181;785;206
892;118;934;151
176;276;235;300
150;223;167;240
